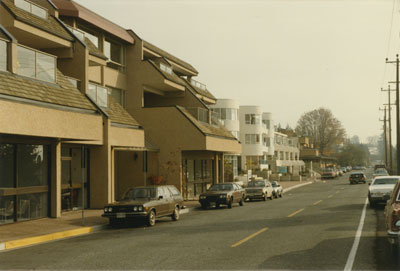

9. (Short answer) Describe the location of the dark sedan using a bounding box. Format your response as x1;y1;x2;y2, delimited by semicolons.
199;183;246;209
349;172;367;184
102;185;183;227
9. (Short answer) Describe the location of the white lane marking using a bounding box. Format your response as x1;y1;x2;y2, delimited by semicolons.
343;198;368;271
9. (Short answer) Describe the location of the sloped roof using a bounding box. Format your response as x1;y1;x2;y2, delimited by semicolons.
0;70;96;111
143;40;198;75
148;60;186;88
52;0;133;44
104;96;140;127
1;0;74;41
177;106;237;140
182;78;216;101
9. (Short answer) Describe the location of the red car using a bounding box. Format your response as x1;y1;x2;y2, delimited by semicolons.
384;180;400;249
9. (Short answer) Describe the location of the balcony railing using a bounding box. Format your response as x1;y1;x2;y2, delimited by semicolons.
187;107;223;127
190;79;207;91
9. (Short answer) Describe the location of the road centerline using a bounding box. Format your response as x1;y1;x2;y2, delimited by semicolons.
231;227;269;248
287;208;305;217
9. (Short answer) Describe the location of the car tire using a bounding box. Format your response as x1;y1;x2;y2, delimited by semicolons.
171;206;179;221
201;203;208;210
215;203;220;208
279;192;282;198
109;218;117;228
147;210;156;227
239;196;244;206
227;198;233;209
369;200;376;208
262;194;266;201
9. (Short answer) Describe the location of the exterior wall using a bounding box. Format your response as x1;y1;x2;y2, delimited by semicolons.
209;99;240;138
0;99;103;143
108;126;144;148
262;112;274;156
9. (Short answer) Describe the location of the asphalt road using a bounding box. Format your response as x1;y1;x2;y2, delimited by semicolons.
1;170;399;270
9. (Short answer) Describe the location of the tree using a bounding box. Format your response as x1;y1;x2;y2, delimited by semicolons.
295;108;346;155
337;143;370;166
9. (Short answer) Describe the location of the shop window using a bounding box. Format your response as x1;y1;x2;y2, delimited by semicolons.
88;83;108;108
17;145;49;187
17;45;56;83
0;144;14;188
14;0;47;19
0;39;7;71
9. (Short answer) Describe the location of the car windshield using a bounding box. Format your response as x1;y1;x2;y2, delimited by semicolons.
124;188;156;200
209;184;233;191
372;178;399;185
248;181;265;187
375;169;388;174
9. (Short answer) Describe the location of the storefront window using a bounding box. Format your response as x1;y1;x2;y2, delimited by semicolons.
0;196;14;224
17;145;49;187
0;144;14;188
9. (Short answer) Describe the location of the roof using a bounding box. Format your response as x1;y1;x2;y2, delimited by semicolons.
177;107;237;140
148;60;186;87
182;78;216;100
0;70;96;111
104;96;140;127
143;40;198;75
84;37;107;59
52;0;134;44
1;0;74;41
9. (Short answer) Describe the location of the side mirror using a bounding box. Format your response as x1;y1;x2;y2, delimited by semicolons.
159;195;164;200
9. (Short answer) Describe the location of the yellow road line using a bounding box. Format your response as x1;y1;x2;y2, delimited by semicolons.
313;200;323;206
231;227;268;248
287;208;305;217
328;195;333;198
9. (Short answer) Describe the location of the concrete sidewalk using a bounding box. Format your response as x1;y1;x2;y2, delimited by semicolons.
0;179;315;251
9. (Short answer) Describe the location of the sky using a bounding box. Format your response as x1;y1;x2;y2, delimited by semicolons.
75;0;400;143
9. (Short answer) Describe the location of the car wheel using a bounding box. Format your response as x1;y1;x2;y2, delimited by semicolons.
239;196;244;206
279;192;282;198
227;197;233;208
201;203;208;210
171;206;179;221
147;210;156;226
262;194;266;201
369;200;376;208
215;203;220;208
109;218;117;228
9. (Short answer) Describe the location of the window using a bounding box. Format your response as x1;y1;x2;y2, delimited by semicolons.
66;77;80;89
0;40;6;71
160;63;172;74
245;134;260;144
263;119;270;129
105;39;125;70
108;87;125;107
264;137;271;147
190;79;206;90
78;27;99;48
15;0;47;19
245;114;261;125
17;46;56;83
88;83;108;107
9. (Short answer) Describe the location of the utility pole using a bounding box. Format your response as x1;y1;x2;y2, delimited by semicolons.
380;107;388;167
386;55;400;174
382;85;395;173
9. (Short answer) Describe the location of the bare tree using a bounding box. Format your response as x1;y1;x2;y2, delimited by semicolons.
295;108;346;155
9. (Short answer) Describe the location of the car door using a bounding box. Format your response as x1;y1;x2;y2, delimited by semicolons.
156;187;169;216
233;183;243;202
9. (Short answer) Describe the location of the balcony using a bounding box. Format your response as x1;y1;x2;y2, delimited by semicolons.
186;107;222;126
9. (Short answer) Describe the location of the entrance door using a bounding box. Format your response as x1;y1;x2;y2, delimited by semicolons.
61;146;89;211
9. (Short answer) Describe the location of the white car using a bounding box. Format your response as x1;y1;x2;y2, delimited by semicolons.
368;176;400;208
271;181;283;198
245;179;274;201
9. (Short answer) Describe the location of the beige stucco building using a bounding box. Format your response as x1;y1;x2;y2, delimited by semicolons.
0;0;241;225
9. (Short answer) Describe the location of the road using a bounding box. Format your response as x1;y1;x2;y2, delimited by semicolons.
0;170;398;270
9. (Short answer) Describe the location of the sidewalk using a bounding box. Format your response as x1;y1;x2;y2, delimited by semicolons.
0;179;315;251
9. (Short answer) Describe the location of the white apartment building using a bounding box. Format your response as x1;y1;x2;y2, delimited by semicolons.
210;99;240;180
271;132;305;175
239;106;275;171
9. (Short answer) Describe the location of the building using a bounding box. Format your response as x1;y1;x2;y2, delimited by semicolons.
209;99;241;181
299;137;337;172
0;0;145;224
239;106;274;172
270;132;305;177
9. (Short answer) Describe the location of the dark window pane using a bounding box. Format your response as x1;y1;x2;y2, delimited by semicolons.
17;193;47;221
17;145;49;187
62;160;71;185
0;196;14;224
0;144;14;188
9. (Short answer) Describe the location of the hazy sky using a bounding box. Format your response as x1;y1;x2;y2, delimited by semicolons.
76;0;399;142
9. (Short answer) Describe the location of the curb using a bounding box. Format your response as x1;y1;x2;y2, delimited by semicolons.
0;224;108;252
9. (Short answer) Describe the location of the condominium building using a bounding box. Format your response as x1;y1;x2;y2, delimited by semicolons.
210;99;240;181
0;0;145;224
239;106;274;171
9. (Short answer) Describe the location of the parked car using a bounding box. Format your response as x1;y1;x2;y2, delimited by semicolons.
368;176;400;208
341;167;348;173
102;185;183;227
271;181;283;198
349;172;366;184
322;168;337;179
245;179;274;201
384;179;400;249
199;183;246;209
